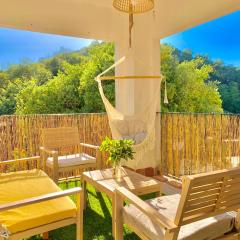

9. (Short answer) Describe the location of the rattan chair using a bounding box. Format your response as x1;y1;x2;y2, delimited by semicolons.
40;127;101;182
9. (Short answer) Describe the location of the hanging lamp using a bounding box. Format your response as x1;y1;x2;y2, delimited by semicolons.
113;0;155;47
113;0;154;14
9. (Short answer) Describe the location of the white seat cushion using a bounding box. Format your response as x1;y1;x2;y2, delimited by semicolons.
123;194;236;240
46;153;96;168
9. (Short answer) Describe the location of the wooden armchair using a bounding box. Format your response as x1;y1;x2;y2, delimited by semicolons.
115;167;240;240
0;169;83;240
40;127;101;182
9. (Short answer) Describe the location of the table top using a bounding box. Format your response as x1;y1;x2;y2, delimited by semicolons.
82;167;161;196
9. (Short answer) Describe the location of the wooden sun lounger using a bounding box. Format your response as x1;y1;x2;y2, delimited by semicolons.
115;167;240;240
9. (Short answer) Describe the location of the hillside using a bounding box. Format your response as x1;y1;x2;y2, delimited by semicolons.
0;41;239;115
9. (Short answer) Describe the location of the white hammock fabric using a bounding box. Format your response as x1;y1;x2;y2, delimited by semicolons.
96;58;161;169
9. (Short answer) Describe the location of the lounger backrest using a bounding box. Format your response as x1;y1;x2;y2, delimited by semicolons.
174;167;240;226
41;127;80;149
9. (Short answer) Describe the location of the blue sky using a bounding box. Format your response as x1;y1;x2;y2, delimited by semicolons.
162;10;240;66
0;30;92;69
0;10;239;69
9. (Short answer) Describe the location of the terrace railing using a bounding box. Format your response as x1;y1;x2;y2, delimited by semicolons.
0;113;239;176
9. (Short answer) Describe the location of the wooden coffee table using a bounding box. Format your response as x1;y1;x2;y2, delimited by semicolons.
81;167;161;237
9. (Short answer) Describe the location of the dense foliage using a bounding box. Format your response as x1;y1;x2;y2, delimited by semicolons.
0;41;239;115
161;45;223;113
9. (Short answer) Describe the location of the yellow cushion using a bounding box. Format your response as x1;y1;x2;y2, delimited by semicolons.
0;169;77;235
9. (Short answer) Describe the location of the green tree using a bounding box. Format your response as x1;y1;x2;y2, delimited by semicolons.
16;62;84;114
7;63;52;84
220;81;240;113
161;45;223;113
16;42;115;114
0;78;25;115
80;42;115;112
1;42;237;115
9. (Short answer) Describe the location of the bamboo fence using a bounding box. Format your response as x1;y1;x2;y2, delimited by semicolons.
0;114;111;167
0;113;239;176
160;113;240;177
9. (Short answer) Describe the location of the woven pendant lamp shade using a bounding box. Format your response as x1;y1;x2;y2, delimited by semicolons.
113;0;154;14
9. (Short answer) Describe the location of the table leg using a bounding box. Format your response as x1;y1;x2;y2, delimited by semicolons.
156;190;161;197
81;177;87;210
112;195;116;238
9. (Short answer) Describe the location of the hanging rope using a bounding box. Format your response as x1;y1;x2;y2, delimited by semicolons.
113;0;155;48
129;2;134;48
129;12;134;48
164;78;169;104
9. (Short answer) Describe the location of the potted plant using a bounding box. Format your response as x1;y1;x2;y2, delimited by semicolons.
100;137;135;180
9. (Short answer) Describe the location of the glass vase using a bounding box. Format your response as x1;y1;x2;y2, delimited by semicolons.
114;162;122;182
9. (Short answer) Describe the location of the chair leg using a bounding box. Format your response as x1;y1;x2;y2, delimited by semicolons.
76;221;82;240
96;150;102;169
81;178;87;210
42;232;49;240
114;193;124;240
76;191;83;240
53;154;59;183
53;170;59;183
164;229;180;240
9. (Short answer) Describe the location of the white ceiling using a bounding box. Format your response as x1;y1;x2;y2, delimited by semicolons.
0;0;239;41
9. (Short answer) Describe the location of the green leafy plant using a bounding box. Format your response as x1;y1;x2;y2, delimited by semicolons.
100;137;135;166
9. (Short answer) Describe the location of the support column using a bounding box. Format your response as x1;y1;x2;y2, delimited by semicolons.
114;12;161;170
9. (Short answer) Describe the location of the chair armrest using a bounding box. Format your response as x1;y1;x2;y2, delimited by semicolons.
80;143;99;150
0;156;40;167
0;187;82;212
115;187;177;231
40;146;58;155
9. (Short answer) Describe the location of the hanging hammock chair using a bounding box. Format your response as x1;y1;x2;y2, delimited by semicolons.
96;56;163;169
